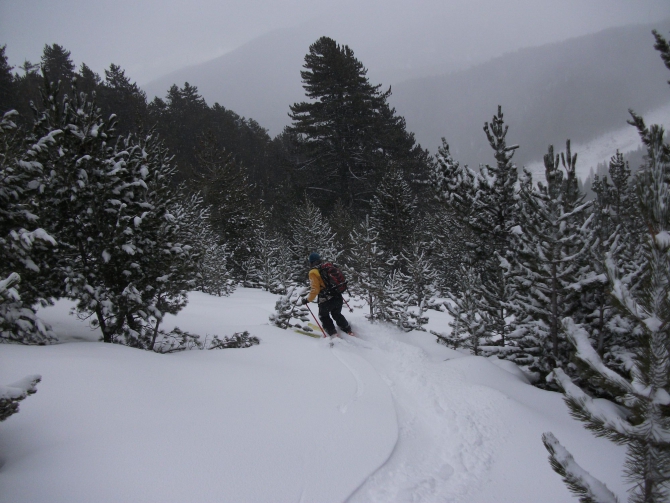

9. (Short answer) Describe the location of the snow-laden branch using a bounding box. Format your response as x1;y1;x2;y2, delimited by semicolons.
542;432;620;503
562;318;632;394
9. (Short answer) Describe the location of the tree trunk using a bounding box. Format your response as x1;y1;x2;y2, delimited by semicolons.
551;262;559;357
96;305;112;343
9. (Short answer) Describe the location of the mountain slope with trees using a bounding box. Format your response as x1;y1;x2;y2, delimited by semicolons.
391;20;670;166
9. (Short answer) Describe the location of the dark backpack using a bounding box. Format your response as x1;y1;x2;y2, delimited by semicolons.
318;262;347;295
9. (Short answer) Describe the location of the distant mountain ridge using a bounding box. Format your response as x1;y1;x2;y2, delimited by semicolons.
390;20;670;167
144;20;670;170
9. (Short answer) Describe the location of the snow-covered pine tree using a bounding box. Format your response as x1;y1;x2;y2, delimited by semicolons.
189;132;255;281
430;139;477;219
109;131;199;349
250;229;278;291
423;205;474;297
401;240;437;331
250;227;295;295
432;111;521;347
511;142;593;382
546;104;670;503
31;78;197;348
346;215;389;320
378;269;411;331
544;40;670;500
470;106;521;348
269;285;311;330
440;264;490;355
370;167;417;264
172;194;233;298
428;140;480;295
289;198;339;282
0;110;56;344
581;151;643;374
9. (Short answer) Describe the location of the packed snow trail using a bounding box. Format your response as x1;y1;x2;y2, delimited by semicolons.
326;324;505;503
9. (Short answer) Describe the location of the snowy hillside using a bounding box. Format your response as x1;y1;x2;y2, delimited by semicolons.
0;289;627;502
525;100;670;182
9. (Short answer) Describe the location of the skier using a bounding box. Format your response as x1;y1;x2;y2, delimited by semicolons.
300;252;353;336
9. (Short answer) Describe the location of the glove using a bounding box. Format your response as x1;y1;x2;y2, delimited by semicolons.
301;297;309;305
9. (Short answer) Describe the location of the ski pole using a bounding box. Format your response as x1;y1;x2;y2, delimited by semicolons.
342;286;354;313
305;303;328;338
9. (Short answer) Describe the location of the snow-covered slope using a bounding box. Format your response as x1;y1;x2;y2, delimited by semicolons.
525;100;670;182
0;289;627;502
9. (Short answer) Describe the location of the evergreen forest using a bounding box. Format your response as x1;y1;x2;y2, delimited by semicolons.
2;31;670;502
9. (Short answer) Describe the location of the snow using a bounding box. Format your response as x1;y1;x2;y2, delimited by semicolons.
526;100;670;182
0;288;628;502
542;432;620;503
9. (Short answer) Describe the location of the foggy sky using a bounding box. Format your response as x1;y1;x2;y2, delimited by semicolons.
1;0;669;86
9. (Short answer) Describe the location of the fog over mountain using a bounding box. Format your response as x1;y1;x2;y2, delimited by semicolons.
145;19;670;172
391;19;670;168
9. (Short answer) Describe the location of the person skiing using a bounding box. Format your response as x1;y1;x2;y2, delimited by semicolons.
300;252;352;336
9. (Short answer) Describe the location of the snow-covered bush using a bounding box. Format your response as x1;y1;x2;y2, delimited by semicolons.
209;331;260;349
269;286;310;329
0;374;41;422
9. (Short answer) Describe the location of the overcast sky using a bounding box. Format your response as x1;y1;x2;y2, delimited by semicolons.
1;0;669;86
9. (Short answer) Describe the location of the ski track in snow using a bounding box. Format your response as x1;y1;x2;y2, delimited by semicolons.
330;326;507;503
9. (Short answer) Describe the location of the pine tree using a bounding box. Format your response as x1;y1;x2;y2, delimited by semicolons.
0;110;57;344
471;106;521;347
30;78;196;347
0;375;41;421
172;194;233;298
40;44;75;93
289;36;426;211
430;110;521;346
347;215;389;319
288;198;339;282
0;46;18;115
378;269;411;331
189;131;256;279
429;140;480;295
99;64;148;136
370;167;417;262
439;264;490;355
511;142;593;381
582;150;643;372
401;240;437;331
269;285;310;330
76;63;101;96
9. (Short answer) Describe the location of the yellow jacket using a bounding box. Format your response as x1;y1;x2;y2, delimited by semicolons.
306;268;325;302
